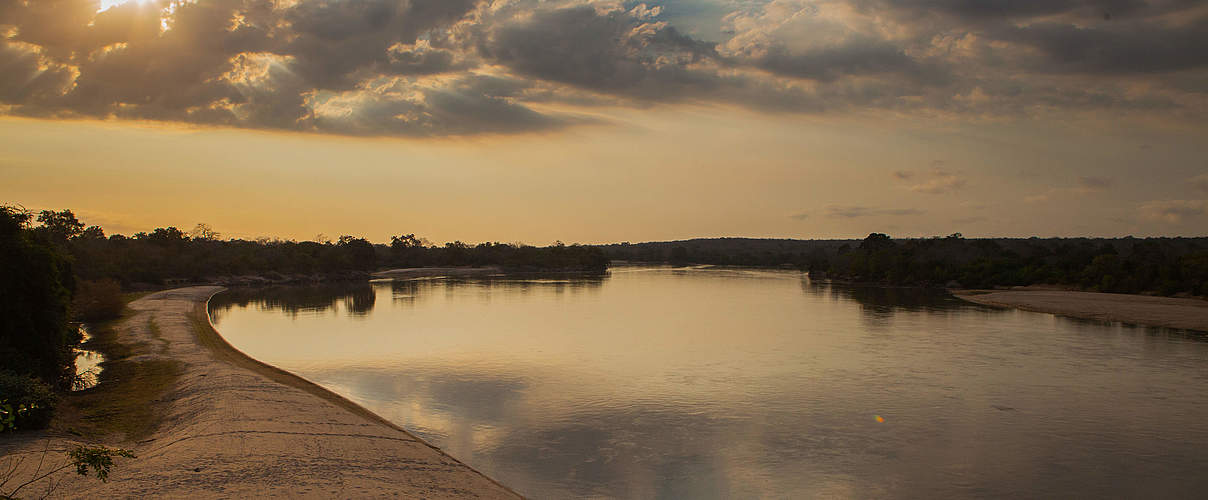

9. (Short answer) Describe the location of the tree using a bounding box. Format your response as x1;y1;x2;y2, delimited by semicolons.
144;227;186;245
0;206;78;390
36;209;84;242
669;246;690;264
390;234;426;267
189;223;220;241
337;236;377;272
859;233;895;251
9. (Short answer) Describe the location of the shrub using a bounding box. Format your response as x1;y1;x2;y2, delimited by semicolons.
72;279;125;322
0;370;57;431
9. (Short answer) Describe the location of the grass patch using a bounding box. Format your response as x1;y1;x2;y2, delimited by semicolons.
122;291;152;304
52;310;182;442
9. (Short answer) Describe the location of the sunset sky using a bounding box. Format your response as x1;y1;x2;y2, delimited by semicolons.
2;0;1206;244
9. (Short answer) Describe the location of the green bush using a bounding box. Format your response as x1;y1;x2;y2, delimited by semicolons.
0;370;57;431
73;279;125;322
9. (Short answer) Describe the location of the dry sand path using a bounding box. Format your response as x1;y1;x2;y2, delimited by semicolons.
1;286;520;499
953;289;1208;332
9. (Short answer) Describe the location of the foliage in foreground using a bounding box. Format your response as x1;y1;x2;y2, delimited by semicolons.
1;443;135;499
0;372;56;432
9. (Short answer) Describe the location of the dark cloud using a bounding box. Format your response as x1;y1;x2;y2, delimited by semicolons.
0;40;76;104
880;0;1150;20
994;19;1208;75
481;6;718;98
282;0;479;90
312;74;572;137
746;40;946;84
875;0;1205;23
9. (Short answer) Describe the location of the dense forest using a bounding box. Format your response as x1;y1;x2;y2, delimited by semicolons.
600;234;1208;296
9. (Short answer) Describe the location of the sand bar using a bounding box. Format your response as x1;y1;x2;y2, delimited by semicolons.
953;289;1208;332
371;266;503;280
1;286;520;498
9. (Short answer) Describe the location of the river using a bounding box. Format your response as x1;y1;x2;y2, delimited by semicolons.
208;266;1208;499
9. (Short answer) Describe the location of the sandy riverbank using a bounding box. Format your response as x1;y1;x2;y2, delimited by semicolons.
953;289;1208;332
371;266;503;280
1;287;520;498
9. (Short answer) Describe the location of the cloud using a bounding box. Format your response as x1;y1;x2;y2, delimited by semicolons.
744;39;937;83
1191;173;1208;193
824;206;924;218
894;168;967;194
1139;199;1207;222
1024;192;1052;203
0;0;1204;136
789;212;810;221
990;18;1208;76
1076;176;1114;192
878;0;1184;22
481;6;718;97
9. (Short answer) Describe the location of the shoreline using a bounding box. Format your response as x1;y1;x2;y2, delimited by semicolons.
2;287;521;498
371;266;504;280
952;289;1208;333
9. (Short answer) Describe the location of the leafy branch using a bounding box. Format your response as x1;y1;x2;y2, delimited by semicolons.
0;442;135;499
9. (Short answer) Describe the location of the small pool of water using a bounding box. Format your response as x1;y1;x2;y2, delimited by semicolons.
72;325;104;391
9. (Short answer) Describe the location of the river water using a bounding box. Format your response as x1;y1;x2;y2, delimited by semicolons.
208;266;1208;499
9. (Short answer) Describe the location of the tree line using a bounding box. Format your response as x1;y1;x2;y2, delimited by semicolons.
600;234;1208;296
54;213;609;287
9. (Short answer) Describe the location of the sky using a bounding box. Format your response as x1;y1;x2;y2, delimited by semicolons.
1;0;1206;244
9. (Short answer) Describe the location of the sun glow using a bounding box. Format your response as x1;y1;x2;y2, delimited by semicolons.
97;0;154;12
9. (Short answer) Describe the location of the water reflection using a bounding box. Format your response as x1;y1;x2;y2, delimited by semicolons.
211;282;376;318
808;281;965;312
73;325;103;391
211;274;606;320
210;266;1208;499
